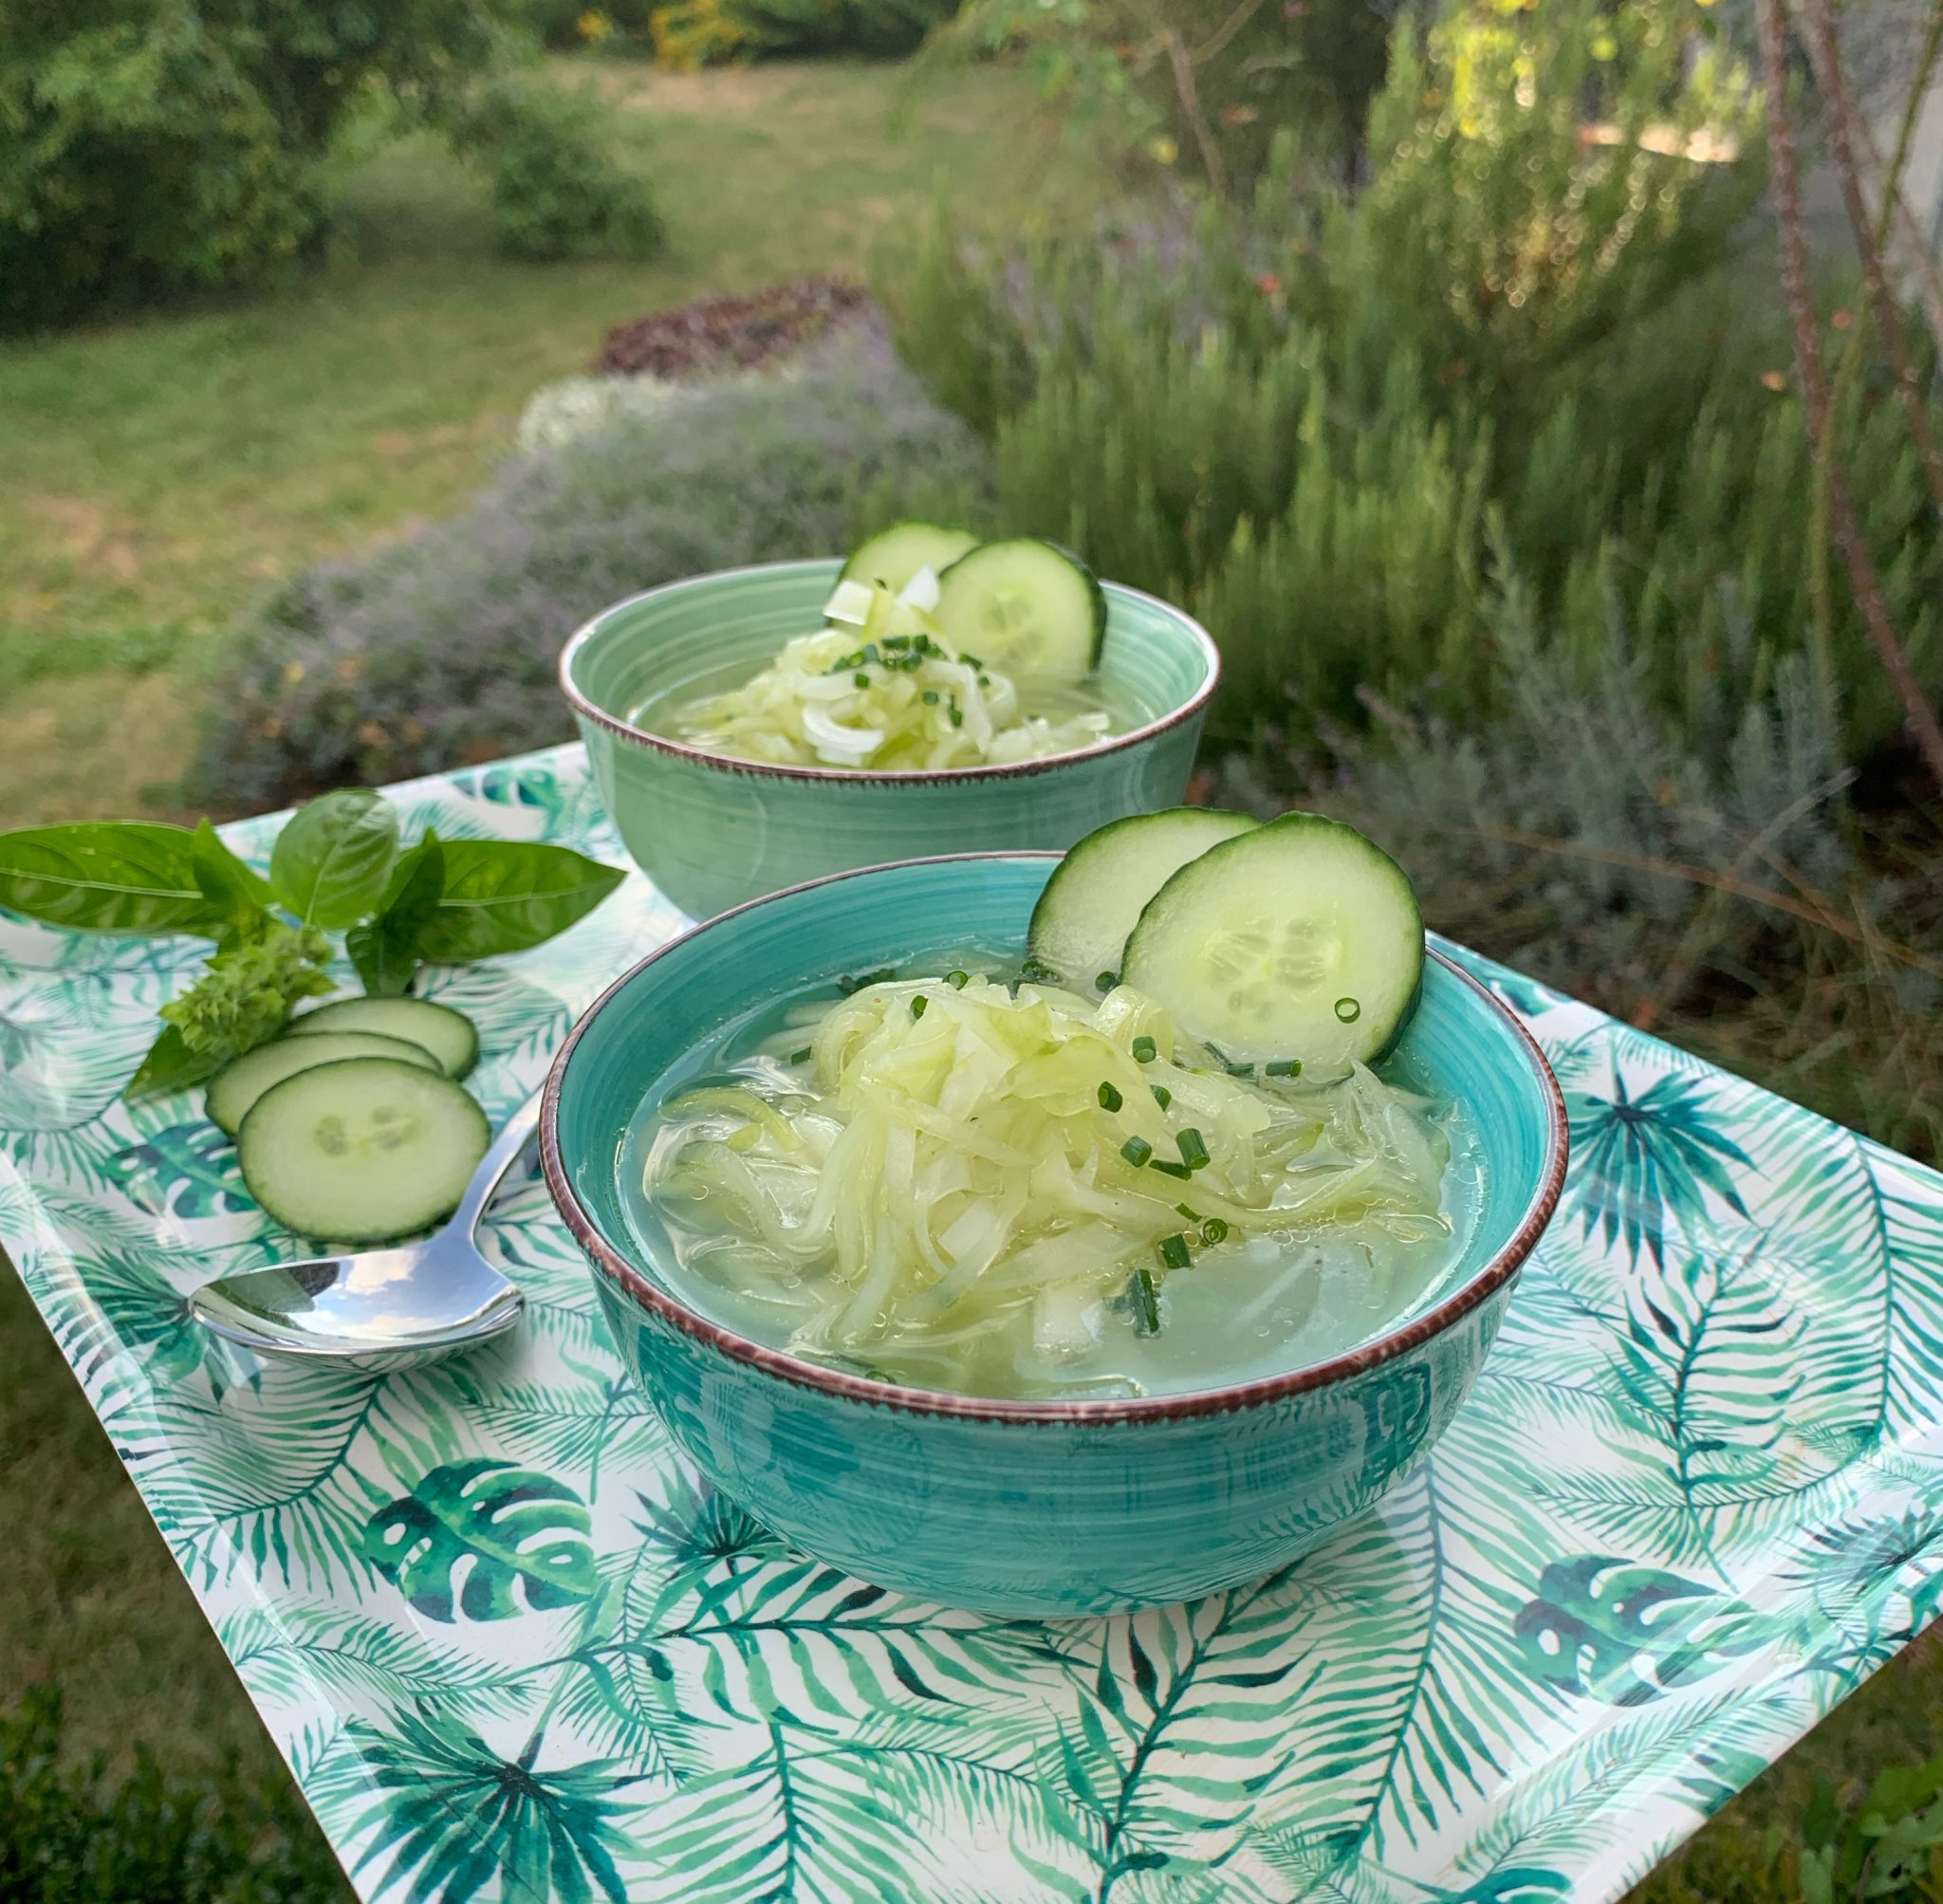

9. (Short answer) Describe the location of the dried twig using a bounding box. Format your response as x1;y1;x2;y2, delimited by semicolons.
1873;0;1943;254
1430;814;1943;980
1758;0;1943;790
1191;0;1270;67
1782;0;1943;352
1804;0;1943;531
1631;773;1855;1029
1161;28;1229;200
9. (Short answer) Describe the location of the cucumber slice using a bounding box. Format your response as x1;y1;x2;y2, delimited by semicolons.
237;1058;490;1242
839;522;979;594
1027;808;1261;990
287;997;478;1079
934;538;1106;681
1121;812;1423;1068
207;1031;439;1137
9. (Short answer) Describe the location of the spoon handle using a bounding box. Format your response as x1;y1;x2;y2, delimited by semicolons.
446;1089;545;1240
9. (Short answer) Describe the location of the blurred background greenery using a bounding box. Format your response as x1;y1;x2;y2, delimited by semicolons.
5;0;1943;1896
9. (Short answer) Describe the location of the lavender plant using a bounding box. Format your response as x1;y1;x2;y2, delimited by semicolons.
194;339;991;812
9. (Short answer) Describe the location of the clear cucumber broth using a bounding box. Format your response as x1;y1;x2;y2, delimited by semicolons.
630;652;1153;771
620;950;1485;1403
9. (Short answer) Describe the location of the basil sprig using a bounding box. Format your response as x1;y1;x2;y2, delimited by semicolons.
0;791;625;1096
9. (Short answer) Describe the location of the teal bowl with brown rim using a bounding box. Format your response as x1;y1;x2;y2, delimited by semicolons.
542;853;1568;1617
557;558;1219;920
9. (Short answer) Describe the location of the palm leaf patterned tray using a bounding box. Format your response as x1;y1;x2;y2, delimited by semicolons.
6;745;1943;1904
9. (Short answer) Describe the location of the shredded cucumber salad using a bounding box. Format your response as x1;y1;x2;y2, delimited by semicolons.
667;624;1114;771
630;964;1476;1402
654;527;1126;771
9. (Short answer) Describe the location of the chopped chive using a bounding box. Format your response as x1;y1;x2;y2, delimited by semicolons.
1150;1158;1193;1179
1201;1218;1231;1245
1334;997;1361;1024
1019;955;1058;983
959;652;984;670
1265;1059;1303;1078
922;689;940;705
1177;1128;1211;1171
853;671;871;688
1150;1084;1172;1110
882;634;909;649
949;704;965;729
790;1046;813;1065
1095;970;1120;991
1157;1233;1193;1271
1132;1035;1157;1063
1097;1081;1123;1112
860;643;880;664
1130;1267;1160;1335
1175;1203;1200;1221
946;970;969;989
977;675;991;688
1120;1136;1154;1167
911;995;928;1019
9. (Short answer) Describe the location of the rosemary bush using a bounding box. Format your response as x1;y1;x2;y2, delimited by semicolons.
882;0;1943;1160
879;0;1943;770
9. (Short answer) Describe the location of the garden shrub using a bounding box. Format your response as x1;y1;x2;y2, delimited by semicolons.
448;73;664;260
1;0;662;331
194;338;991;811
645;0;960;68
0;1684;348;1904
934;0;1403;192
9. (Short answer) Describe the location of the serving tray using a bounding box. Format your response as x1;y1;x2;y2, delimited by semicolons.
5;743;1943;1904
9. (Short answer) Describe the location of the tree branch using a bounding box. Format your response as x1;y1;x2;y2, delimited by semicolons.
1803;0;1943;531
1782;0;1943;353
1757;0;1943;790
1161;28;1229;200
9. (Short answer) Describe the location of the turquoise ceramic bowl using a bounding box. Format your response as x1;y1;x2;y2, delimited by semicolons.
558;559;1219;920
542;855;1566;1617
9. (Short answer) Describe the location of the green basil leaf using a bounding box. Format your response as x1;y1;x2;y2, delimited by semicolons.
347;838;445;996
269;790;399;929
0;823;224;936
192;819;277;942
408;841;624;964
125;1025;221;1100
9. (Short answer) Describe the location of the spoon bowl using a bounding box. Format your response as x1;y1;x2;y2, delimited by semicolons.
191;1090;539;1372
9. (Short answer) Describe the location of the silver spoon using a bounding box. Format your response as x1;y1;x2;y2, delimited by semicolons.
190;1090;539;1373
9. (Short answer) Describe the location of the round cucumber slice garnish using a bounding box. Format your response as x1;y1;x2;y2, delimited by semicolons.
934;538;1106;681
839;522;980;595
1121;812;1424;1068
206;1030;439;1137
287;996;478;1079
236;1058;490;1242
1027;808;1261;990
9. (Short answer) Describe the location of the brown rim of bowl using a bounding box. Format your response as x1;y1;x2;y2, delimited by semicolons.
555;558;1223;787
541;851;1570;1426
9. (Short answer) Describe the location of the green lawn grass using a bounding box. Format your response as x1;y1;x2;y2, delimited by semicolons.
0;54;1096;826
4;48;1942;1904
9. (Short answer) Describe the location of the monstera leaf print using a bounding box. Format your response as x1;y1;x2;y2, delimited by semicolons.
1567;1068;1753;1268
1511;1557;1769;1704
13;747;1943;1904
104;1118;260;1225
323;1710;639;1904
363;1459;599;1622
